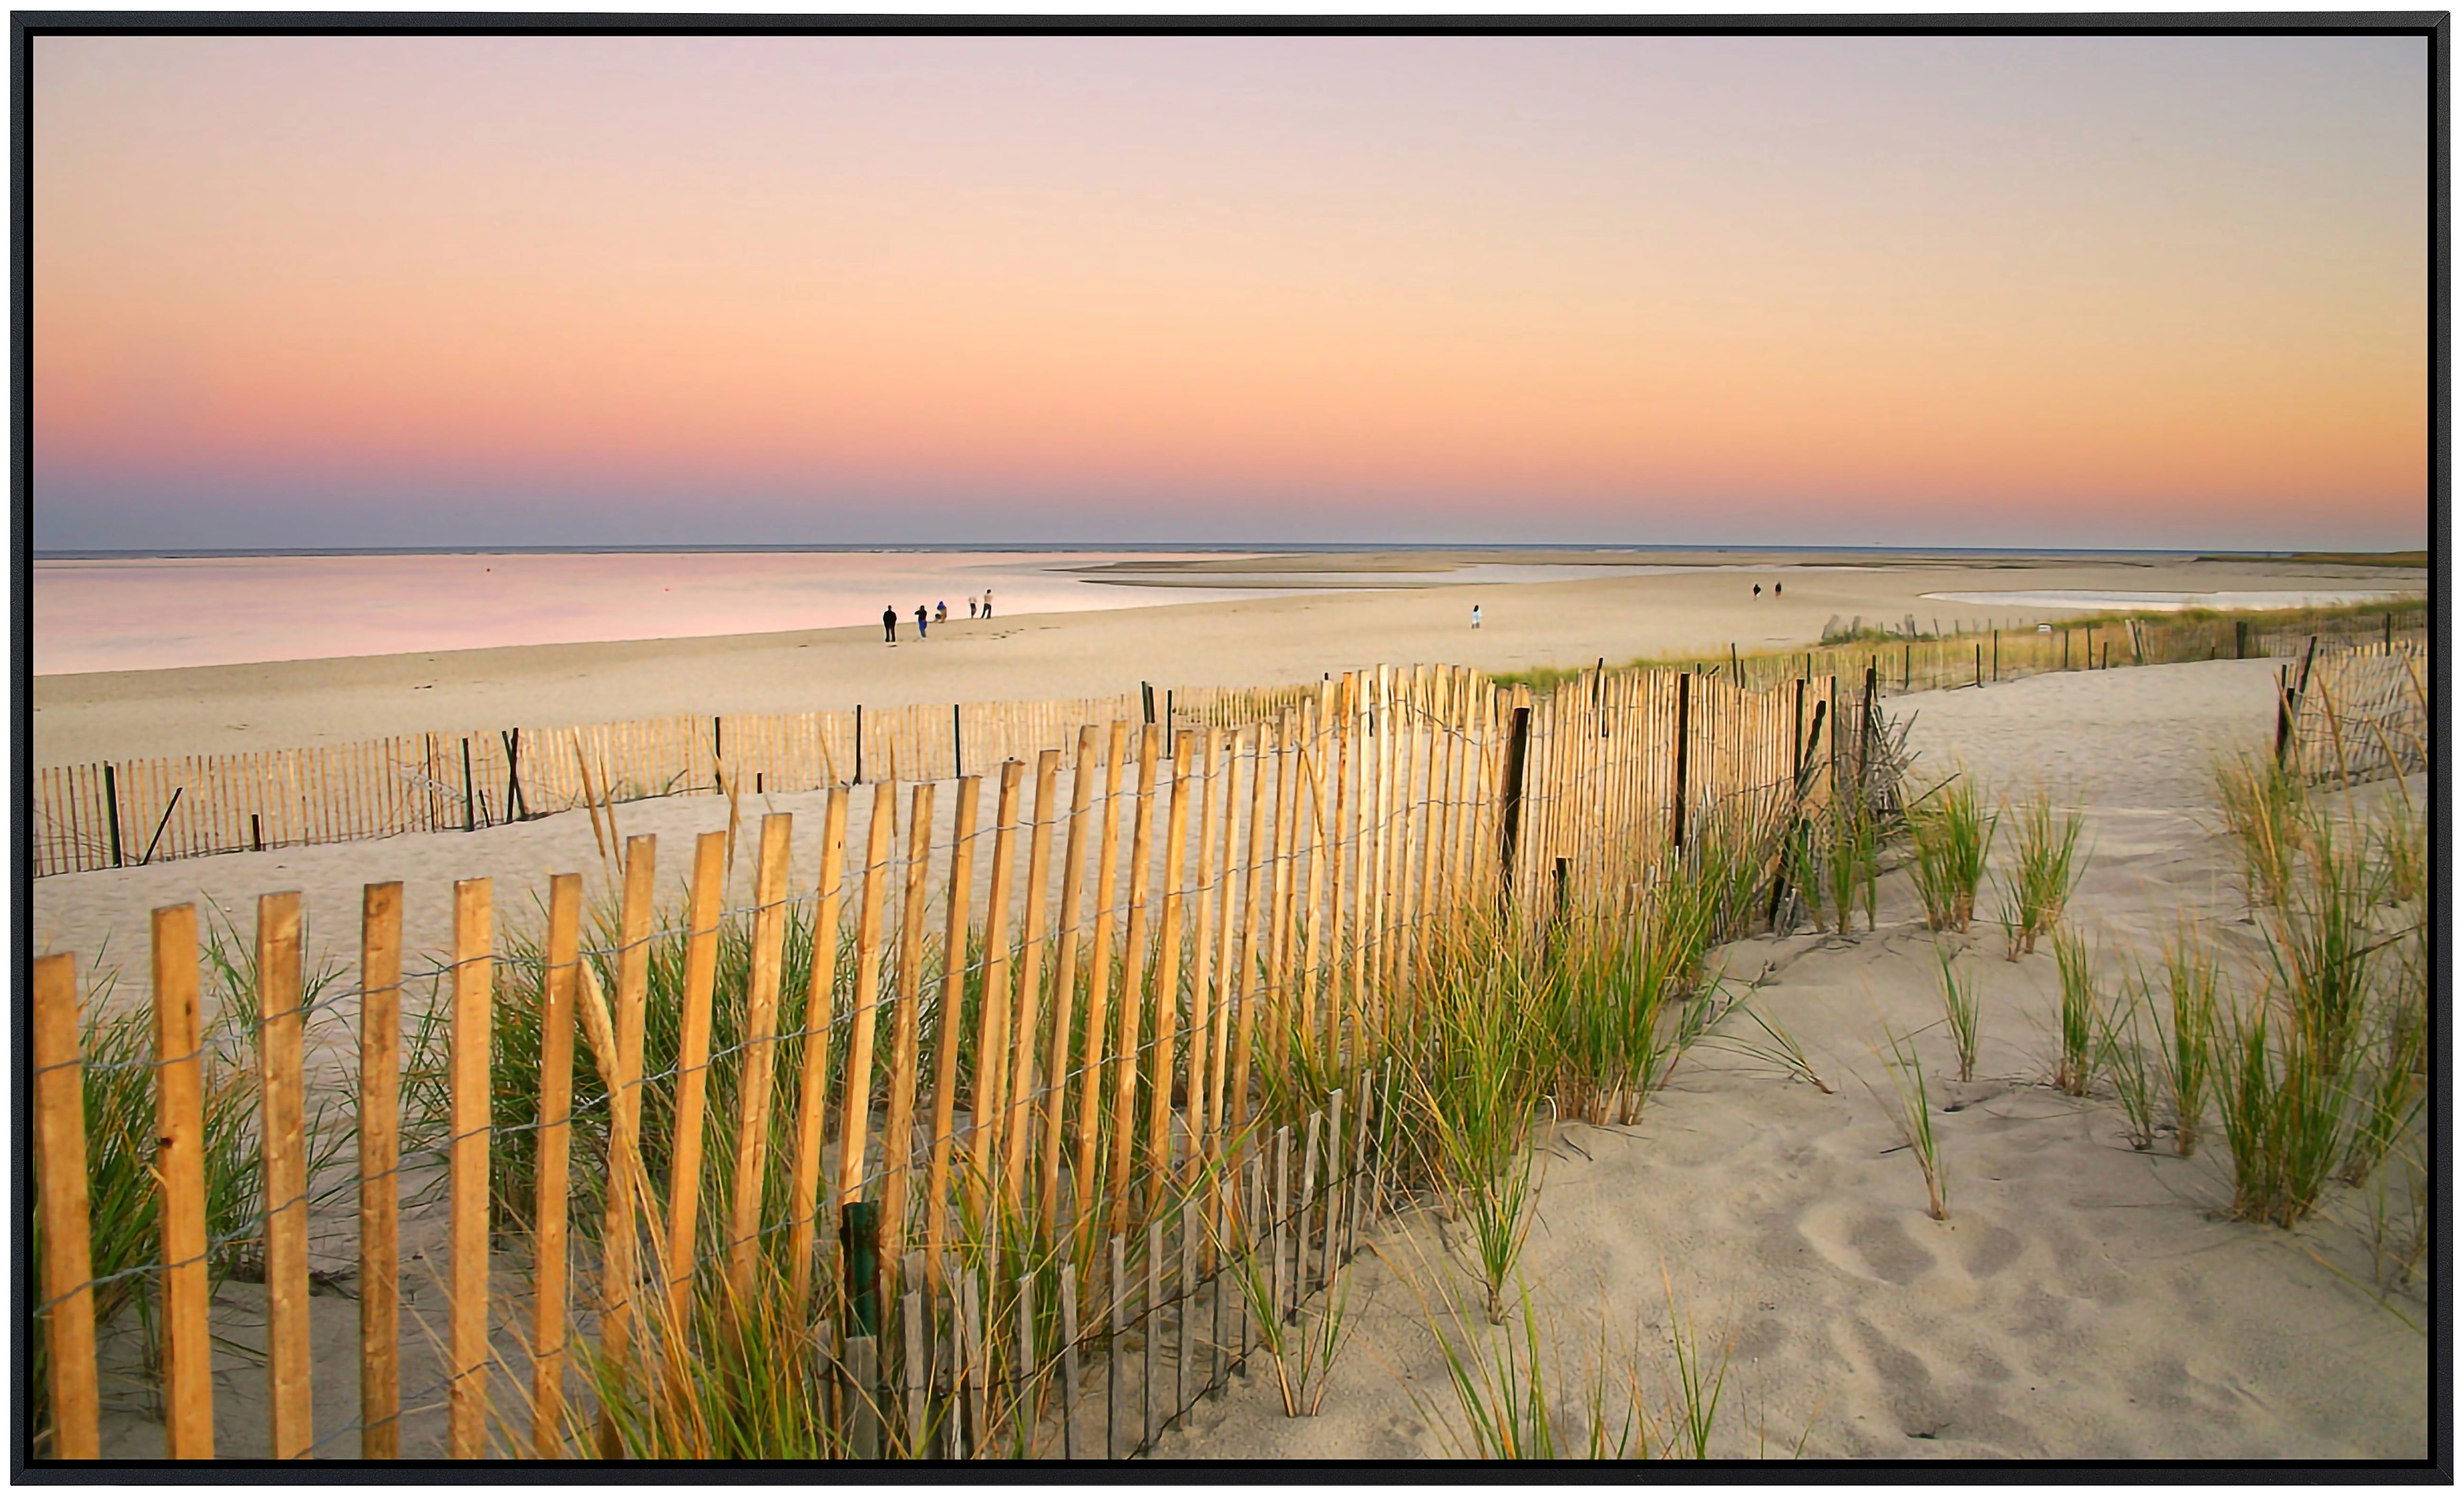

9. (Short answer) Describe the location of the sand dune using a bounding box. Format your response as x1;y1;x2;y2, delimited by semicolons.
1155;660;2426;1460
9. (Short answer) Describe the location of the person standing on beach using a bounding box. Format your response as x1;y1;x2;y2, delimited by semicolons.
936;600;948;624
969;597;979;619
915;604;930;639
983;589;994;619
1471;603;1482;629
883;604;898;643
1754;584;1762;597
1773;582;1782;598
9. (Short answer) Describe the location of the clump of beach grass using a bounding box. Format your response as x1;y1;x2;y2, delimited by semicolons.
2098;973;2161;1152
2155;923;2218;1157
1933;942;1980;1083
2213;750;2308;909
1233;1221;1358;1418
1907;770;1996;932
1999;791;2083;958
1406;932;1548;1324
1866;1026;1946;1221
2049;926;2100;1097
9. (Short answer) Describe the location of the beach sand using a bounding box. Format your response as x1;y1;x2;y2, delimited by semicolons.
28;551;2429;1460
1152;660;2428;1461
30;548;2421;766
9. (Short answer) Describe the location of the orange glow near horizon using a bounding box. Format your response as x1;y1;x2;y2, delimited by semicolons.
32;34;2432;549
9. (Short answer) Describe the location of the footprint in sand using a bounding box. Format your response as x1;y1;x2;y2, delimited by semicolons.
1797;1201;1939;1286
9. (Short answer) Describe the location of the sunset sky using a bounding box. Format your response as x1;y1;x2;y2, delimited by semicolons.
32;33;2432;551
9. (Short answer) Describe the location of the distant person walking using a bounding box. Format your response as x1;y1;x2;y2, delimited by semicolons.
983;589;994;619
1471;603;1482;629
969;597;979;619
1753;583;1762;597
882;605;898;643
1773;582;1782;597
915;604;930;639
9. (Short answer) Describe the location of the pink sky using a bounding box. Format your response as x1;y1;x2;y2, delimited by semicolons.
32;34;2432;551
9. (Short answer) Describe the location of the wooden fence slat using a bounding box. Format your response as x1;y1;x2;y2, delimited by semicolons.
593;835;657;1458
448;878;493;1459
531;873;583;1455
1073;721;1131;1230
788;790;850;1316
33;952;101;1461
359;882;404;1459
257;892;313;1459
1002;748;1061;1213
152;904;215;1459
663;831;729;1329
1183;729;1223;1187
835;785;900;1211
1042;727;1103;1230
1145;733;1196;1214
1105;727;1161;1236
927;776;988;1285
725;814;797;1305
877;783;937;1266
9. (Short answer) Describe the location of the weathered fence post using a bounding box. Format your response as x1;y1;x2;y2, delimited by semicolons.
843;1200;883;1460
855;704;864;784
103;764;124;867
1670;673;1691;849
461;737;478;832
1498;704;1534;895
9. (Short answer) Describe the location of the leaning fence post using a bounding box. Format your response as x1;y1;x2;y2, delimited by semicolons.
104;764;124;867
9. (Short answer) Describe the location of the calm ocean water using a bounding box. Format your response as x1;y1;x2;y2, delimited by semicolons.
32;549;1289;675
43;546;2329;677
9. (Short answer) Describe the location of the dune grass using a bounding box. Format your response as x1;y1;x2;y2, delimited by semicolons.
1866;1026;1946;1221
1907;770;1997;932
1933;943;1980;1083
2206;772;2421;1228
2049;926;2100;1098
1999;792;2084;958
2213;752;2308;909
2098;972;2161;1152
2155;925;2218;1158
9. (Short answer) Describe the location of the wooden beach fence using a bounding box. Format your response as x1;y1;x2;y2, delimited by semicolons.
2280;638;2434;788
30;657;1891;1461
32;604;2424;878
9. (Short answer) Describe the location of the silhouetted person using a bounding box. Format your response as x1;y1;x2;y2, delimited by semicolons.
1754;583;1763;597
970;597;979;619
916;604;930;639
882;605;897;643
1773;582;1782;598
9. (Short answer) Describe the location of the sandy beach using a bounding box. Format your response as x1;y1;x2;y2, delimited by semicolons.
1150;659;2427;1460
30;548;2421;767
36;661;2431;1461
